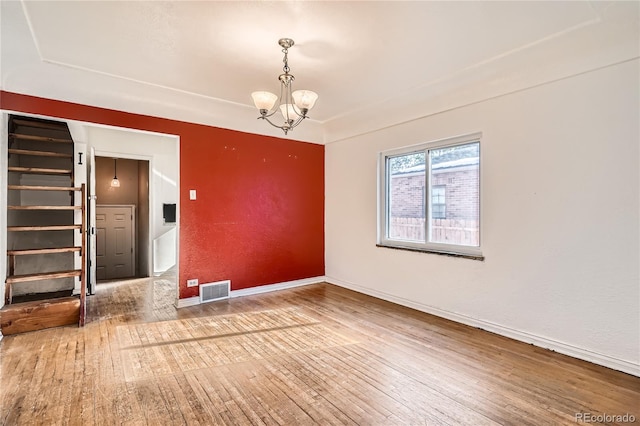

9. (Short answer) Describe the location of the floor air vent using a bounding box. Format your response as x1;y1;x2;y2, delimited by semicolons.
200;280;231;304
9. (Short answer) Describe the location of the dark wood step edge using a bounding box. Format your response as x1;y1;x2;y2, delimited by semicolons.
1;295;79;309
9;133;73;144
11;118;68;131
8;205;82;211
8;225;81;232
8;148;73;158
4;270;81;304
8;247;82;256
6;269;82;284
8;185;82;191
8;166;73;175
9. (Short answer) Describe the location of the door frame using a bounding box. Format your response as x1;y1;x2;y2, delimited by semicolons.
94;151;153;278
87;146;96;294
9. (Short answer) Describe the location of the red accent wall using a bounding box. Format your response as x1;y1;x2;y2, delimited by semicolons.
1;91;325;298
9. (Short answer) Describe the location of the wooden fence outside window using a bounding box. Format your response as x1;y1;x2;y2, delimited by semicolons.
389;217;479;246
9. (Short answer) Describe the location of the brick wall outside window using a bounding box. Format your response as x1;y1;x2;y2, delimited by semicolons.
390;165;478;221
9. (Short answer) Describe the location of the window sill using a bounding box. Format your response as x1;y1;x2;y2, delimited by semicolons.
376;244;484;261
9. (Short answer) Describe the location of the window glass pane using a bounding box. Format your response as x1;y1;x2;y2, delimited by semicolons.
387;152;426;242
431;185;446;219
429;142;479;246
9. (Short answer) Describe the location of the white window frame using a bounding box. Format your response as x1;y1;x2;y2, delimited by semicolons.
377;132;483;259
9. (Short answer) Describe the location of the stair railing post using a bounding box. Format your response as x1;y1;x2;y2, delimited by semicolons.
79;183;86;327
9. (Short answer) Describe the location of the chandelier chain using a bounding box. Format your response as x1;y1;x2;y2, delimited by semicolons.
282;47;290;74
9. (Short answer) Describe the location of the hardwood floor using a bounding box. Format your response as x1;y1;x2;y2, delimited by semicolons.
1;276;638;425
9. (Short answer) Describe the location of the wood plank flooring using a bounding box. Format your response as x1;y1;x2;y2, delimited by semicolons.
1;275;638;425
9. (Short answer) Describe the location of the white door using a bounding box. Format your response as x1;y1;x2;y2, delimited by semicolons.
88;147;97;294
96;205;135;280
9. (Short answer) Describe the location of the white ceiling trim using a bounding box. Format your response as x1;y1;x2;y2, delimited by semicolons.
321;13;603;126
24;8;298;124
3;1;638;145
323;4;639;143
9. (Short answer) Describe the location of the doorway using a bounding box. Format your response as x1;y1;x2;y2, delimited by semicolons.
94;156;150;281
78;124;180;306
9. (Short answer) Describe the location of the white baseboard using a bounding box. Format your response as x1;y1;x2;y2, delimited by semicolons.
230;276;325;298
175;296;200;309
325;276;640;377
175;276;325;309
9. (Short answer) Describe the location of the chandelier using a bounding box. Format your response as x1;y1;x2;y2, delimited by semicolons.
251;38;318;135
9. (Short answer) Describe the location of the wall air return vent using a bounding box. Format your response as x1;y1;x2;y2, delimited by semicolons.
199;280;231;304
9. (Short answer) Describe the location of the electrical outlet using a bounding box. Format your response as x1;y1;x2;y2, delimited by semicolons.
187;279;199;287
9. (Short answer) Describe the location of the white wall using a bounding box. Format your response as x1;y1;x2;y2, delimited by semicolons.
86;126;179;275
325;60;639;375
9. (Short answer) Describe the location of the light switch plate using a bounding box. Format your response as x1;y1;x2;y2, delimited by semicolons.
189;189;196;200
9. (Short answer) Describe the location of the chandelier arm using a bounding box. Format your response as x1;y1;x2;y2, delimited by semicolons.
260;108;280;119
290;115;306;128
260;115;290;130
281;79;291;122
290;103;307;118
259;114;306;133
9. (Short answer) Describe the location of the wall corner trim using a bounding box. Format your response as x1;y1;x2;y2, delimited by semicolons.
175;276;326;309
324;276;640;378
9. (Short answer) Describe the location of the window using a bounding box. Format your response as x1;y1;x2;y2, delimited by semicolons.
378;133;482;258
431;186;446;219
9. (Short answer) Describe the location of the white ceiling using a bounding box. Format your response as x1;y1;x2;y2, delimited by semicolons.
1;1;638;143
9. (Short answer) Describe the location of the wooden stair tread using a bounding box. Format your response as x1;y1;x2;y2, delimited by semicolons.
8;166;72;175
8;205;81;210
8;185;81;191
8;247;81;256
6;270;82;284
11;118;68;131
9;133;73;144
8;225;81;232
8;148;72;158
2;296;77;309
0;296;80;335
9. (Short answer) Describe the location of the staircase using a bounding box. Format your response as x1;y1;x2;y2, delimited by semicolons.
1;115;86;335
